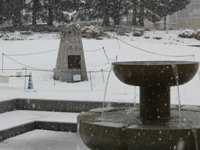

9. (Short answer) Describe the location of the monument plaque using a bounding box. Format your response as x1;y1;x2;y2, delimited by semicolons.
68;55;81;69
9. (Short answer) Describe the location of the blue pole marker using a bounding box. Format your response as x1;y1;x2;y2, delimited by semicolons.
27;72;34;90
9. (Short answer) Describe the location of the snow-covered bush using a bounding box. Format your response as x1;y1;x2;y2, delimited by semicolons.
178;30;195;38
133;29;144;37
3;33;26;41
195;31;200;40
81;25;103;38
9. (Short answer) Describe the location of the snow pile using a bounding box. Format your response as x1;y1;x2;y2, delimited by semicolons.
3;33;27;41
178;29;196;38
81;25;103;37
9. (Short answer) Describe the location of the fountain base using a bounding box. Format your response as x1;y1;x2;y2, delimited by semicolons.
78;106;200;150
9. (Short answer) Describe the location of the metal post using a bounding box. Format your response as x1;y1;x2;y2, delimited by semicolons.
116;38;120;49
24;68;27;90
103;47;110;64
101;69;105;83
2;53;4;73
89;71;93;91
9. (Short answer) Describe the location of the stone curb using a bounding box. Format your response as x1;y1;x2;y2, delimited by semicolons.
0;121;77;142
0;98;135;113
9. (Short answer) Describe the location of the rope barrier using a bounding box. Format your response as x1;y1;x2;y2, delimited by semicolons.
4;47;104;56
84;48;103;52
116;37;195;58
5;49;58;56
4;54;43;70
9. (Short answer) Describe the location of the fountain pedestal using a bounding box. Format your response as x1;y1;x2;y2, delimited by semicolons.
140;86;170;120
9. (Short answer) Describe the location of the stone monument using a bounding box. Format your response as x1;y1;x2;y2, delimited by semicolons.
54;11;88;82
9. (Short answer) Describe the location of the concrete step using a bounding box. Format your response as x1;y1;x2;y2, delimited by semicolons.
0;110;78;141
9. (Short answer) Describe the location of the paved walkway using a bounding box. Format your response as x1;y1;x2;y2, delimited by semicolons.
0;110;78;130
0;130;89;150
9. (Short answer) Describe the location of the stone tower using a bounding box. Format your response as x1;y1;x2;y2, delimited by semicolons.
54;13;88;82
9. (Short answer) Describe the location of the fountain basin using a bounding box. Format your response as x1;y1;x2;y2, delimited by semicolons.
78;107;200;150
112;61;199;87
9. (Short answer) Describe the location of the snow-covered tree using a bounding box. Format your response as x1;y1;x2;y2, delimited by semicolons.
102;0;111;26
111;0;122;25
2;0;26;26
145;0;191;30
32;0;40;25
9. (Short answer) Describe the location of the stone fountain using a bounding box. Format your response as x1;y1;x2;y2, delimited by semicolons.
77;61;199;150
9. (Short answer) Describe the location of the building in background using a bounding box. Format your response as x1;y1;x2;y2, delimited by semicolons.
169;0;200;30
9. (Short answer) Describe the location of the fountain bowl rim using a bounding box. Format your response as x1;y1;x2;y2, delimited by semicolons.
112;61;199;66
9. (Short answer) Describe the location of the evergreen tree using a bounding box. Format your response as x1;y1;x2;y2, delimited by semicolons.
32;0;39;25
111;0;122;25
102;0;110;26
0;0;4;24
132;0;137;26
3;0;25;26
145;0;191;30
122;0;138;26
138;0;144;26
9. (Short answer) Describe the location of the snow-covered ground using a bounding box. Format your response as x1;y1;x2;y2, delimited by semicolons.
0;30;200;106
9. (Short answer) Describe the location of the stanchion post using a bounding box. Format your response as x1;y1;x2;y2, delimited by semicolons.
103;47;110;64
101;69;105;83
89;71;93;91
116;55;118;62
53;68;55;86
2;53;4;73
116;38;121;49
24;68;27;90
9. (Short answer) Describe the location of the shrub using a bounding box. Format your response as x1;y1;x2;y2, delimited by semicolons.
133;29;144;37
81;25;103;37
195;31;200;40
178;30;195;38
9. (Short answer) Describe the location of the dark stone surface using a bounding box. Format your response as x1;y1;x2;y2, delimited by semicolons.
23;99;45;111
44;100;66;112
2;122;35;141
112;61;199;120
126;126;195;150
15;99;25;110
112;61;199;87
86;101;102;111
0;98;136;113
78;111;200;150
110;102;134;108
60;122;77;132
35;121;77;133
66;101;88;112
36;121;61;131
80;120;127;150
140;86;170;120
0;100;16;113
